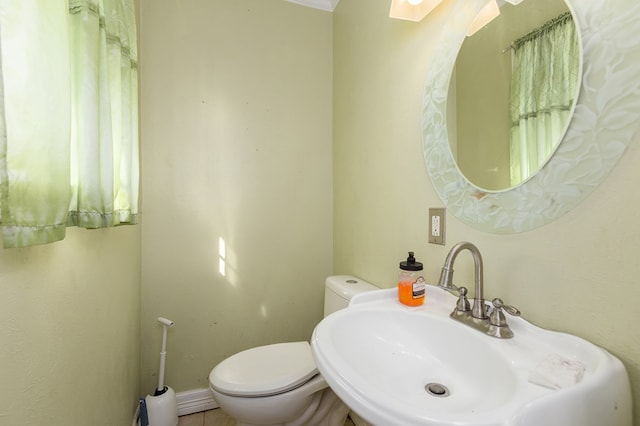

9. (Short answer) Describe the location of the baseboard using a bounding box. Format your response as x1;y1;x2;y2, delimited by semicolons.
176;388;219;416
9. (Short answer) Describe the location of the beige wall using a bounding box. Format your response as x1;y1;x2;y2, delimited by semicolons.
334;0;639;424
0;227;141;425
455;11;511;191
139;0;333;393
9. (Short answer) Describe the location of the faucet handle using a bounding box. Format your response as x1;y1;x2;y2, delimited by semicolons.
455;286;471;312
490;298;520;327
487;298;520;339
492;298;520;317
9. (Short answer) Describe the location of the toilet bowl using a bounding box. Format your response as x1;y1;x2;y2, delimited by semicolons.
208;276;378;426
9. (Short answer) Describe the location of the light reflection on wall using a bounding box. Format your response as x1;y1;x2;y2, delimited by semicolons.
218;237;226;277
218;236;238;286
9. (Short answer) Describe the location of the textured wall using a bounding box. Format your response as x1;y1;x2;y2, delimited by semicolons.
0;227;141;425
139;0;334;393
333;0;640;424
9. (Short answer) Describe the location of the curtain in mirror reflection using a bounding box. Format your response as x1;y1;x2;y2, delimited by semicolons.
509;12;579;186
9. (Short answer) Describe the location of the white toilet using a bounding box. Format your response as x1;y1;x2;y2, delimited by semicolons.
208;275;378;426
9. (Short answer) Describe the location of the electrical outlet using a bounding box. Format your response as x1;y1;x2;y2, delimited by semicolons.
429;208;445;245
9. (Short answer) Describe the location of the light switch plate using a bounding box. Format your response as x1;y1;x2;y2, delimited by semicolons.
429;208;445;245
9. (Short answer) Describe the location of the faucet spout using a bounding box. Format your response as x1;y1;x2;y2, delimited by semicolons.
437;241;487;319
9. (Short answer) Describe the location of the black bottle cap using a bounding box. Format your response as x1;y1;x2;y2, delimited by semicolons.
400;251;423;271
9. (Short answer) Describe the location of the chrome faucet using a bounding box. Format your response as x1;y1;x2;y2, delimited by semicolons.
437;241;521;338
437;241;487;319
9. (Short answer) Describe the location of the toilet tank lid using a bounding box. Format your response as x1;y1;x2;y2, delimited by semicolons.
325;275;379;300
209;341;318;397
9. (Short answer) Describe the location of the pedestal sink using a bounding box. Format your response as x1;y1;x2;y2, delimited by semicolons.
311;286;632;426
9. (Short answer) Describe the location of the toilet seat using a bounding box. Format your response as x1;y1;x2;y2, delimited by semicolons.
209;341;318;397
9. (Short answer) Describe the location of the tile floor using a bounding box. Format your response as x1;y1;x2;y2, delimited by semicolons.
177;409;235;426
177;409;356;426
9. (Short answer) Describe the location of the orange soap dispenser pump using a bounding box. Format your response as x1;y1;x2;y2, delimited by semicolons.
398;251;426;306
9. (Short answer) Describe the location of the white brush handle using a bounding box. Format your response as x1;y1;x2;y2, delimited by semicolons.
158;317;174;327
156;317;174;392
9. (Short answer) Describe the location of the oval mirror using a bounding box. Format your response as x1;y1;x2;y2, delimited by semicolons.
447;0;580;192
422;0;640;233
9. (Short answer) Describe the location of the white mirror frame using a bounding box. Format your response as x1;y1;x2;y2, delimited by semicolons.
423;0;640;233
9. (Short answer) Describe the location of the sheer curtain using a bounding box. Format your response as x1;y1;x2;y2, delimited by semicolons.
0;0;138;248
509;12;579;186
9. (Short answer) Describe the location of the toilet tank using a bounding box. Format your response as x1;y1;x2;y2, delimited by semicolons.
324;275;379;317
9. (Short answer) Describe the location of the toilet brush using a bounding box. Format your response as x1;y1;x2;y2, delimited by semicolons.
144;317;178;426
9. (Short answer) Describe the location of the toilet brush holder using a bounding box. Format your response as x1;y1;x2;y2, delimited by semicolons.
144;317;178;426
145;386;178;426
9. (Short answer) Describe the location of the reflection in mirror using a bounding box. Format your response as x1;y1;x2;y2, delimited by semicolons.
447;0;580;191
423;0;640;234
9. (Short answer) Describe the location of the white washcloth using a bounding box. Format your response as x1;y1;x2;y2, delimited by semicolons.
528;353;586;390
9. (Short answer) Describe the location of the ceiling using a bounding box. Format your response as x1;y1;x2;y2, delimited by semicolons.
284;0;340;12
285;1;523;14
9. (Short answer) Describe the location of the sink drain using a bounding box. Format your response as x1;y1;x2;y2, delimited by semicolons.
425;383;450;397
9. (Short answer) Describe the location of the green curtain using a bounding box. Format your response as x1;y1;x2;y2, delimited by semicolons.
509;12;579;186
0;0;139;248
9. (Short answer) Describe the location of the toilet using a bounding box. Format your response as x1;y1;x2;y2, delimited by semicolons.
208;275;378;426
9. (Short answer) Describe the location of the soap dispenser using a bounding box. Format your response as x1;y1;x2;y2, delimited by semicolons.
398;251;425;306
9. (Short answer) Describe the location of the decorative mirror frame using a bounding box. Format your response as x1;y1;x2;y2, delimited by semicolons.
422;0;640;233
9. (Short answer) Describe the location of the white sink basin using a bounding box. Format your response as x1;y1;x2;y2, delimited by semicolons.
311;286;632;426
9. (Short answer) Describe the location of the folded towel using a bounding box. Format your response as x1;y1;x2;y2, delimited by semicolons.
528;353;586;390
